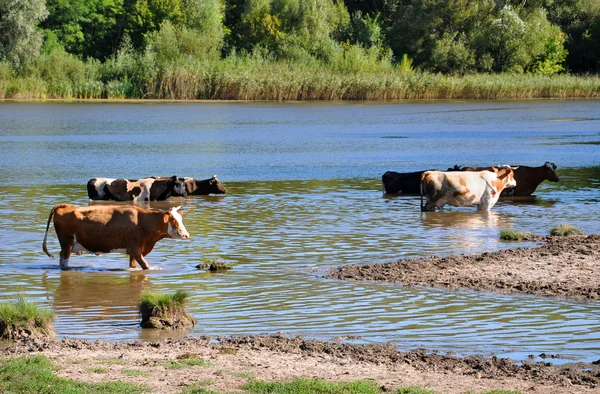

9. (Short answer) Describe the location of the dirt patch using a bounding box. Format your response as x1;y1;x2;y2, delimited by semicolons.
3;335;600;393
329;235;600;301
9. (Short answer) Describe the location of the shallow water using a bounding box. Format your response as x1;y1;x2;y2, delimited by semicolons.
0;101;599;364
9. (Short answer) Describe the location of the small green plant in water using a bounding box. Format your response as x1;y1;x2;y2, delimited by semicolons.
138;290;196;330
499;228;533;241
0;297;55;340
549;224;585;236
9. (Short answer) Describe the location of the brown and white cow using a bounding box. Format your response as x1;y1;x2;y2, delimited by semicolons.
42;204;189;270
87;176;187;201
448;161;559;196
420;166;517;211
151;175;228;195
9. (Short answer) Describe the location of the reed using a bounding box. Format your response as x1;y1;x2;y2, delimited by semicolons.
2;54;600;100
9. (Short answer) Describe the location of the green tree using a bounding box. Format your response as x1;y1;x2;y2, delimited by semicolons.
124;0;185;48
0;0;48;67
42;0;124;59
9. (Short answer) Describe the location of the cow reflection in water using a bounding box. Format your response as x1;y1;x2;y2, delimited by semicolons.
420;211;513;252
50;271;149;319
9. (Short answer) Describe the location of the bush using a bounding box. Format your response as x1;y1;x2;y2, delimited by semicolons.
549;224;585;236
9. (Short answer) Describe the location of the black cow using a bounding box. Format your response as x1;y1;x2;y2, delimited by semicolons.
382;170;430;194
448;161;559;196
151;175;228;195
87;176;187;201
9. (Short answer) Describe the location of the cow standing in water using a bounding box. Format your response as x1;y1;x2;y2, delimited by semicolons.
448;161;559;196
420;166;517;211
42;204;189;270
87;176;187;201
151;175;228;195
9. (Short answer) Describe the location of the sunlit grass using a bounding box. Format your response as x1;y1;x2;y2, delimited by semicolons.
499;228;534;241
549;224;585;236
0;355;146;393
0;297;55;339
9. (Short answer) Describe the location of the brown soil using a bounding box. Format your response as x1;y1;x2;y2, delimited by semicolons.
3;335;600;394
329;235;600;301
2;236;600;393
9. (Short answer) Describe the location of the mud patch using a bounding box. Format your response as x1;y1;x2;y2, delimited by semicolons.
329;235;600;301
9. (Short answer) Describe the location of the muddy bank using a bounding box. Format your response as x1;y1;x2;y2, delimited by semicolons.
3;335;600;393
329;235;600;301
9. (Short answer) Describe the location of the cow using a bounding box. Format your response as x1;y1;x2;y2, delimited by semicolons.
42;204;189;270
420;166;517;212
382;170;433;194
87;176;187;201
448;161;559;196
151;175;228;195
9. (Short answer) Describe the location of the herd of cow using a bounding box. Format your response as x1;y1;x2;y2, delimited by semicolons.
42;162;559;270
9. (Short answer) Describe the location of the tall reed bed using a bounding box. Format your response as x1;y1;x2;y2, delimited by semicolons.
2;56;600;100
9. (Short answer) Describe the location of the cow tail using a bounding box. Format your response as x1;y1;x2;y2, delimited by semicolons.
42;205;60;258
420;172;426;212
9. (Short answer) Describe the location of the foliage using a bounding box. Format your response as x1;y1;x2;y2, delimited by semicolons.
549;224;585;236
0;0;48;67
0;355;147;393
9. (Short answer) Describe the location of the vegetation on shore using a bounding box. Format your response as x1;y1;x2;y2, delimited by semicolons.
138;289;197;329
499;228;534;241
550;224;586;236
0;297;55;340
1;0;599;100
0;354;524;394
0;355;146;393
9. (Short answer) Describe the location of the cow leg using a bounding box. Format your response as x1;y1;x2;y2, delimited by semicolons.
58;238;74;269
128;248;150;270
129;256;137;269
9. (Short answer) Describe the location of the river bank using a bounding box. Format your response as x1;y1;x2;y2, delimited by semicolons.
3;334;600;394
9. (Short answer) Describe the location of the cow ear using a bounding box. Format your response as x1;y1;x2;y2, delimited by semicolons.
163;213;169;223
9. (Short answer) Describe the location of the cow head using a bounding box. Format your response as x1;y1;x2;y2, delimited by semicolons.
165;206;190;239
543;161;559;182
208;175;228;194
499;167;517;189
169;176;188;197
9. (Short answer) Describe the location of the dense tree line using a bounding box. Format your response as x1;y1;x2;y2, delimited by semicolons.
0;0;599;100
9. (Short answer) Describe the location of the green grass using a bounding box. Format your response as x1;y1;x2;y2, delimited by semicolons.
499;228;533;241
549;224;585;236
139;289;190;313
0;297;55;339
88;366;109;374
122;369;149;377
0;355;147;393
242;378;382;394
164;358;211;369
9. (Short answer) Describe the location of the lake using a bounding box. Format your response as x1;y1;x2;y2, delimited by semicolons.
0;100;599;364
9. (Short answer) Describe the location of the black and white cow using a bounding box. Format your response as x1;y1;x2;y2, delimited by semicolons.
151;175;228;195
87;176;187;201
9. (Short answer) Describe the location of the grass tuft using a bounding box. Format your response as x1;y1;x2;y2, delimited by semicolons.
549;224;585;236
138;289;196;329
499;228;533;241
0;297;55;340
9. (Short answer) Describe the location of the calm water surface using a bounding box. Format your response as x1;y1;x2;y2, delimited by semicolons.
0;101;599;364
